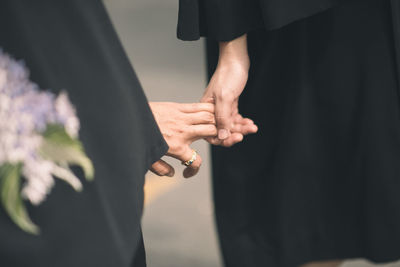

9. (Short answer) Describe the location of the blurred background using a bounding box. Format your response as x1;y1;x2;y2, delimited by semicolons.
103;1;400;267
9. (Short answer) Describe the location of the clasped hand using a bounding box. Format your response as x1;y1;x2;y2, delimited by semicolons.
150;34;256;178
149;100;257;178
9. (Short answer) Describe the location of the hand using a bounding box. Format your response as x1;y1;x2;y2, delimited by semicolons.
202;34;257;147
149;102;217;178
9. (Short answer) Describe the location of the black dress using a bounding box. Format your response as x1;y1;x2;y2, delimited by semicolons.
178;0;400;266
0;1;168;267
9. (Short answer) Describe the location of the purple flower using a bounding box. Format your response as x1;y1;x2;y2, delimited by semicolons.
0;49;82;204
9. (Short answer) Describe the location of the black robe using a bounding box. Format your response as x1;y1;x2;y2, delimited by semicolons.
178;0;400;266
0;1;168;267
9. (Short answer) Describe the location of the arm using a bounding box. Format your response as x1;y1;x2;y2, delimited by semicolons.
202;34;257;146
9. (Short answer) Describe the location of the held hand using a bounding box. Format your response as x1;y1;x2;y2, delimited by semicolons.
202;34;257;147
202;61;258;147
149;102;217;178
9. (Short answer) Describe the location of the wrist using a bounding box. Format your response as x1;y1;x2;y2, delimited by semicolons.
217;58;249;77
218;34;250;72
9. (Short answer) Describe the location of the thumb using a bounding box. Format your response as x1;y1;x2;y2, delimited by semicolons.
215;95;234;140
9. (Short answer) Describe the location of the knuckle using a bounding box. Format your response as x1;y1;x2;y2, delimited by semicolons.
177;126;186;135
188;126;197;136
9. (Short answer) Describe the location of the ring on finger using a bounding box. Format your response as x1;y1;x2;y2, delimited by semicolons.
182;149;197;167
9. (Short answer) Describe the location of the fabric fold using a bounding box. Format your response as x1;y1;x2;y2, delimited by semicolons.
177;0;348;41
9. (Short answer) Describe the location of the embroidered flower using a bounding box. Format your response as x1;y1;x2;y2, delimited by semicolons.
0;49;94;234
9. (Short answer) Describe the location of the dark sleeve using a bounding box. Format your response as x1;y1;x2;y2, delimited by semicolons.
0;1;168;266
177;0;348;42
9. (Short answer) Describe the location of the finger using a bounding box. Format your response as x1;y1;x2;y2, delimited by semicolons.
233;114;254;125
188;124;218;140
233;113;244;123
204;136;223;146
178;103;215;113
232;114;258;135
181;147;203;178
232;122;258;135
201;97;215;104
184;111;216;125
236;117;255;126
220;133;244;147
167;145;202;178
205;133;244;147
149;159;175;177
215;95;234;140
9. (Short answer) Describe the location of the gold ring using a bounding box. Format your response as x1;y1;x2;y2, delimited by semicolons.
182;150;197;167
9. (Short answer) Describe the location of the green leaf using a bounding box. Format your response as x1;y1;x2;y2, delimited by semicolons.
0;164;40;235
40;124;94;181
50;164;83;192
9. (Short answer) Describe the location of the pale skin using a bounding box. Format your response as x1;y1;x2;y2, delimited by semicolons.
203;34;257;147
148;101;257;178
149;102;217;178
148;36;258;177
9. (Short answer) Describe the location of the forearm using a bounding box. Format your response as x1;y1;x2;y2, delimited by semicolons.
217;34;250;72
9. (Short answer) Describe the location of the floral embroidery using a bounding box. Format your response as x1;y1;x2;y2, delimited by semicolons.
0;50;94;234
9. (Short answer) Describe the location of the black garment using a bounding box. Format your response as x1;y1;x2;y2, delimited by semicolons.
179;0;400;266
0;1;168;267
177;0;347;41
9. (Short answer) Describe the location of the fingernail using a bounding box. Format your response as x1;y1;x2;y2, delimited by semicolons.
218;129;229;139
167;169;175;177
